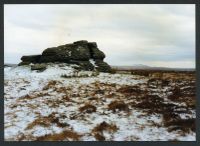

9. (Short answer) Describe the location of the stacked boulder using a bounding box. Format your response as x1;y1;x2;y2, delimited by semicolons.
19;40;112;72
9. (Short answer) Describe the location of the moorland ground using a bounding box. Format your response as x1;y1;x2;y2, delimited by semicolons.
4;64;196;141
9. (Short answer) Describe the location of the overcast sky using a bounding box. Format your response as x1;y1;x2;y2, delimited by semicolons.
4;4;195;68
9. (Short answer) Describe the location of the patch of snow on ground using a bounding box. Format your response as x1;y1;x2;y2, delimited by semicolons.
4;64;196;141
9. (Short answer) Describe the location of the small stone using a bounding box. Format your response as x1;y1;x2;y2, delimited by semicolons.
31;63;47;72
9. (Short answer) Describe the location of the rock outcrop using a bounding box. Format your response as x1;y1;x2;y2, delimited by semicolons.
19;40;111;72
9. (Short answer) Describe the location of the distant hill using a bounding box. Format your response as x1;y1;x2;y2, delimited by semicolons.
111;64;195;71
4;63;195;72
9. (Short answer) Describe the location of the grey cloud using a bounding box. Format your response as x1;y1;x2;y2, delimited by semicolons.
4;4;195;68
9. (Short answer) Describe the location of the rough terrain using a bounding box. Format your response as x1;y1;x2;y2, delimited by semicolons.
4;64;196;141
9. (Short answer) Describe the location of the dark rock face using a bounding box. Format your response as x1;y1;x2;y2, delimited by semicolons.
95;60;112;72
19;40;111;72
21;55;41;63
90;47;105;60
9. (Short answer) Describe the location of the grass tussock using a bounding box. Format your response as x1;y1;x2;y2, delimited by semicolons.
132;94;165;113
163;113;195;133
36;130;82;141
147;78;171;88
94;133;105;141
61;95;70;101
26;112;69;130
92;121;118;133
117;85;143;96
79;104;97;113
17;95;35;101
92;121;118;141
108;100;129;112
168;86;196;108
18;92;51;101
43;80;58;90
26;117;52;130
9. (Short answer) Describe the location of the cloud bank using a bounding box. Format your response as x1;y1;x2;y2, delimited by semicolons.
4;4;195;68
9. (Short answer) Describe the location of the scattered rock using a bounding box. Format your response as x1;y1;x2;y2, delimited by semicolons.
31;64;47;72
18;62;30;66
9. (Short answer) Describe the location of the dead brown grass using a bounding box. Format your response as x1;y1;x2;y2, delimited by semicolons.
26;112;69;130
94;133;105;141
117;85;144;96
18;92;50;101
131;94;165;113
36;130;82;141
168;86;196;108
26;117;52;130
108;100;129;112
79;104;97;113
92;121;118;140
43;80;58;90
61;95;70;101
163;114;195;133
92;121;118;133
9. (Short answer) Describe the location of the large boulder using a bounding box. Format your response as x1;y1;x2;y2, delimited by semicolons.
21;55;41;63
19;40;112;72
40;41;91;62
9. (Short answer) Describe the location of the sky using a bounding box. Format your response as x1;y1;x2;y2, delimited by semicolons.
4;4;195;68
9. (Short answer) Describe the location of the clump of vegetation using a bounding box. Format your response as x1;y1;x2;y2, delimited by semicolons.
25;112;69;130
163;113;195;133
131;71;150;76
93;121;118;133
61;95;70;101
92;121;118;141
94;89;105;95
108;100;129;112
79;104;97;113
117;85;143;96
129;91;195;134
132;94;164;112
167;86;196;108
43;80;58;90
94;133;105;141
36;130;82;141
18;93;47;101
